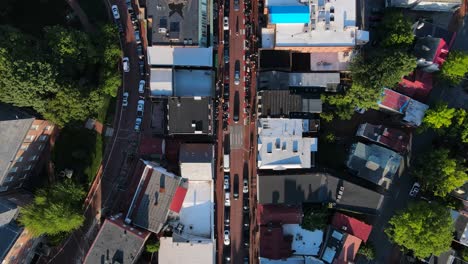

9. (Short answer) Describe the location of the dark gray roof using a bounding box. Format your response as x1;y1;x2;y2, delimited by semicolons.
429;249;465;264
258;90;322;117
259;50;291;71
167;97;213;135
454;212;468;243
84;218;149;264
146;0;203;46
0;198;20;261
130;164;184;233
179;144;213;163
0;104;34;184
414;37;442;63
257;173;384;214
258;71;290;90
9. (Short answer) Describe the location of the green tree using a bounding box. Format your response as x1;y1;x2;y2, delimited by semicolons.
423;102;456;130
440;51;468;85
385;202;453;259
301;207;330;231
413;148;468;197
145;241;160;253
18;181;85;237
379;10;415;48
358;243;376;260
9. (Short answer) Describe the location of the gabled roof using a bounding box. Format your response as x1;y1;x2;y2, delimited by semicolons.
334;234;361;264
84;217;149;264
378;88;428;126
331;213;372;243
257;204;302;225
356;123;410;153
0;198;21;262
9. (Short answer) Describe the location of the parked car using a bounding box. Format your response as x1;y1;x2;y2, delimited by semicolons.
122;92;129;107
234;60;240;85
233;174;239;200
224;84;230;100
224;47;229;64
224;246;231;264
223;17;229;30
126;0;133;10
134;30;141;44
233;91;239;123
243;178;248;193
138;60;145;77
225;192;231;206
224;153;230;172
224;207;230;226
409;182;420;197
224;174;230;190
224;229;231;245
134;117;142;131
224;31;229;45
111;5;120;20
122;57;130;72
138;80;145;94
244;256;249;264
137;99;144;117
243;213;249;230
243;197;249;212
243;229;250;248
234;0;240;11
137;44;144;59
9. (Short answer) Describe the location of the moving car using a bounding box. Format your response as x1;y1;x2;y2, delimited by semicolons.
122;57;130;72
233;91;239;123
138;80;145;94
223;17;229;30
233;174;239;200
234;60;240;85
409;182;420;197
111;5;120;20
137;99;144;117
134;117;142;131
224;174;230;190
122;92;129;107
243;178;248;193
225;192;231;206
224;229;230;245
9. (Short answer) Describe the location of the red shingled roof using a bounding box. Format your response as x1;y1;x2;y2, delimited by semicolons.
331;213;372;243
334;234;361;264
169;186;188;213
257;204;302;225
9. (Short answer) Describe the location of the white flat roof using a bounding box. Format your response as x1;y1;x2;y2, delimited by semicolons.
174;69;213;97
179;181;213;238
283;224;323;256
159;237;215;264
262;27;275;49
150;68;173;96
147;46;213;67
272;0;358;47
257;118;316;170
310;52;352;71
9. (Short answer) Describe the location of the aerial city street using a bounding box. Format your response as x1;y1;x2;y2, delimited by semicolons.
1;0;468;263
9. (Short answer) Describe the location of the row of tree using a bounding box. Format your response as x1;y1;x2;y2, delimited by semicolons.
0;24;121;127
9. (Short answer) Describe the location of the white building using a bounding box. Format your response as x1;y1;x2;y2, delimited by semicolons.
257;118;317;170
386;0;461;12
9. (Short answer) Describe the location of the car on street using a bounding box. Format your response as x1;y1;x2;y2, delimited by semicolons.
135;30;141;44
225;192;231;206
244;256;249;264
224;207;230;226
233;91;239;123
224;229;230;245
126;0;133;9
409;182;421;197
224;246;231;263
243;213;249;230
224;31;229;45
137;99;144;117
134;117;142;131
224;153;230;172
138;80;145;94
224;174;230;190
137;44;144;59
224;48;229;64
111;5;120;20
243;229;249;248
116;22;124;35
243;198;249;212
243;178;248;193
223;17;229;30
224;84;230;100
138;60;145;77
122;57;130;72
122;92;129;107
233;174;239;200
234;60;240;85
234;0;240;11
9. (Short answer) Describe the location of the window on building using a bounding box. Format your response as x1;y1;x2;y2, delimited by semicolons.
39;135;48;142
20;173;28;180
30;125;39;130
20;144;29;151
25;135;35;141
15;183;23;189
45;125;52;131
38;144;45;151
24;165;32;171
10;167;18;173
16;156;23;162
5;176;14;183
0;186;8;192
29;155;38;161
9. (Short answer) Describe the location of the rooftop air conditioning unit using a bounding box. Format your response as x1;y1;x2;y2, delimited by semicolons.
158;27;167;33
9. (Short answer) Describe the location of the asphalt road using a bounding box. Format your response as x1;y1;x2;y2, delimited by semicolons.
41;0;148;263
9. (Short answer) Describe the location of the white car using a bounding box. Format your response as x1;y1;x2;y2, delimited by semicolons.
243;178;248;193
223;17;229;30
225;192;231;207
138;80;145;94
111;5;120;20
224;229;230;245
134;117;142;131
122;57;130;72
409;182;420;197
122;92;129;107
137;99;144;117
224;174;230;190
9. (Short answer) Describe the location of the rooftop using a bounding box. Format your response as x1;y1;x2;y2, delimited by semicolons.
0;198;20;262
387;0;461;11
310;52;352;72
319;227;361;264
0;103;35;184
257;204;303;225
283;224;323;256
346;142;403;189
289;73;340;91
260;256;325;264
356;123;410;153
179;144;214;181
260;225;293;259
167;97;213;135
257;173;384;214
331;212;372;243
158;236;214;264
146;0;208;46
258;90;322;117
147;46;213;67
174;69;214;97
127;162;187;233
84;217;150;264
452;210;468;246
150;68;173;96
257;118;317;170
378;88;428;127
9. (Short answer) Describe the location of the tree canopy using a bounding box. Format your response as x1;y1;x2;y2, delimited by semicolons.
413;148;468;197
385;201;453;258
378;11;415;49
440;51;468;85
18;180;85;237
423;102;456;130
301;207;330;231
